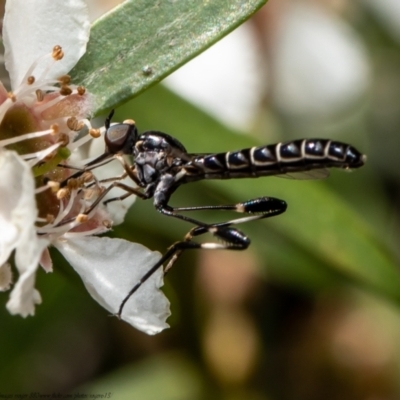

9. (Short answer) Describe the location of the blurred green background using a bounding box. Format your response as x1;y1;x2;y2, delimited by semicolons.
2;1;400;399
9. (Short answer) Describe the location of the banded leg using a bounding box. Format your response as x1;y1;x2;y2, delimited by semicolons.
157;196;287;229
159;196;287;273
117;196;287;317
117;224;250;318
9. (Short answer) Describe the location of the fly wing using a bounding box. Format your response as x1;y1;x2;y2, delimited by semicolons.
276;168;330;180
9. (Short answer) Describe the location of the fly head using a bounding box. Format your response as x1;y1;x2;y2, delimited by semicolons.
104;109;138;155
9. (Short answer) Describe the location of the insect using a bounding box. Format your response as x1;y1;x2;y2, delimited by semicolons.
62;110;366;317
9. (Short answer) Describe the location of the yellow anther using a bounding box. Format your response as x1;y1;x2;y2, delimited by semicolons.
56;188;70;199
58;133;70;147
35;89;44;101
89;128;101;138
67;178;79;190
77;86;86;96
46;214;55;224
46;180;60;192
50;124;59;135
8;92;16;102
52;45;64;61
60;85;72;96
57;75;71;85
76;214;88;223
67;117;84;131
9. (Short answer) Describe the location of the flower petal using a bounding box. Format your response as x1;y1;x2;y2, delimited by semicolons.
39;248;53;273
55;236;170;335
0;149;49;316
0;150;37;266
6;237;48;317
3;0;90;89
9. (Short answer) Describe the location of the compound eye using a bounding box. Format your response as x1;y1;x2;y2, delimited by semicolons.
105;123;137;154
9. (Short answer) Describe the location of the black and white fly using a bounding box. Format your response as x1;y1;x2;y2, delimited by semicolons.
62;110;366;317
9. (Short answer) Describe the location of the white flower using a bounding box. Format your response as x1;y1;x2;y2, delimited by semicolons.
270;2;370;117
0;0;170;335
164;23;263;132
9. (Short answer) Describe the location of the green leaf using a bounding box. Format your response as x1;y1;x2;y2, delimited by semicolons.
116;84;400;303
71;0;267;114
79;352;204;400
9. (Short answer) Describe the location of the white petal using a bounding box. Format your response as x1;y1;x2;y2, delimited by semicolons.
271;3;370;117
6;238;48;316
164;23;263;131
0;150;37;266
0;149;48;316
55;236;170;335
0;263;12;291
39;248;53;273
3;0;90;89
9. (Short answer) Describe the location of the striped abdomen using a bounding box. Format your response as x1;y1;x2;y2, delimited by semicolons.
187;139;365;180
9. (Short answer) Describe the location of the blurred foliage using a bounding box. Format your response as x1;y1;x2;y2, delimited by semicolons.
3;1;400;400
72;0;266;114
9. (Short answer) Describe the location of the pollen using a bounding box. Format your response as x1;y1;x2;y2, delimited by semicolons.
60;85;72;96
77;86;86;96
7;92;16;102
67;178;80;190
89;128;101;138
27;76;35;85
46;214;55;224
47;180;60;192
52;45;64;61
57;188;70;199
50;124;59;135
35;89;44;101
76;214;88;223
58;133;70;147
123;119;136;125
67;117;84;131
58;75;71;85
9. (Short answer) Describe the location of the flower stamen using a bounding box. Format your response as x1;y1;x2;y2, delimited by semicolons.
35;89;44;102
57;75;71;85
77;86;86;96
52;45;64;61
60;85;72;96
67;117;85;131
76;214;88;223
0;127;54;147
24;142;62;166
57;132;70;147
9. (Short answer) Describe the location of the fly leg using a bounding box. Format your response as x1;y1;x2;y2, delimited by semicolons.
117;196;287;318
117;223;250;318
160;196;287;273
